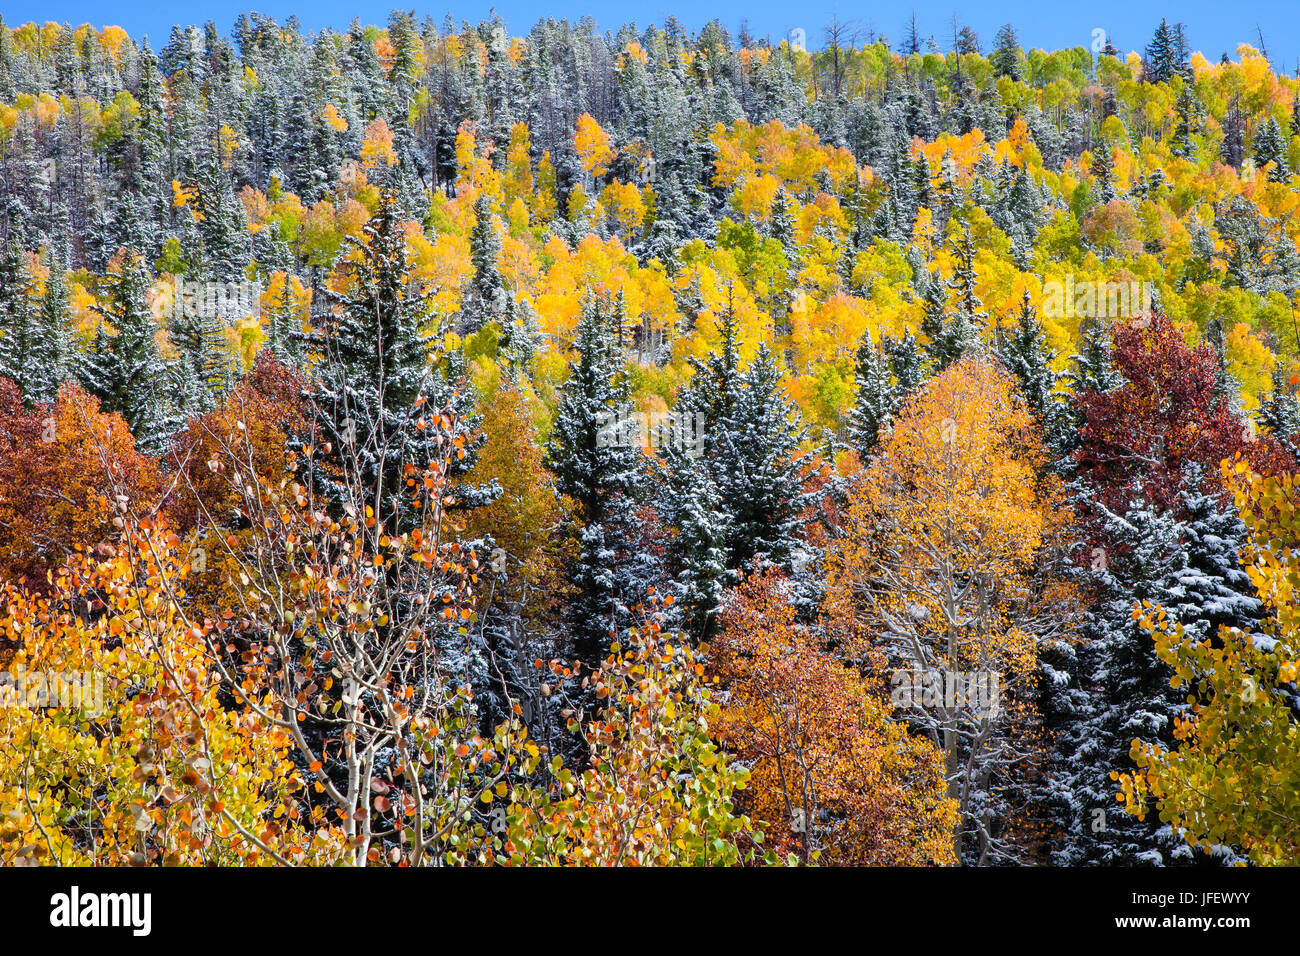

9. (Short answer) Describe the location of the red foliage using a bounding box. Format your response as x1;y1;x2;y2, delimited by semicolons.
165;352;310;532
1071;312;1293;516
0;378;164;586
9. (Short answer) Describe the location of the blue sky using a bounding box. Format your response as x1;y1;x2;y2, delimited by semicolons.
6;0;1300;71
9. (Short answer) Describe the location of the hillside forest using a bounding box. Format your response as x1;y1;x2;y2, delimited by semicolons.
0;13;1298;866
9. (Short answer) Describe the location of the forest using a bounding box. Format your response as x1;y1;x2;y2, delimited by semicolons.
0;11;1297;868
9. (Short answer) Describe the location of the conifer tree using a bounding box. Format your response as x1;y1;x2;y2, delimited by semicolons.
1252;116;1291;183
990;25;1021;80
546;295;650;667
90;254;178;452
298;191;465;518
1000;290;1068;450
847;329;897;457
1256;363;1300;453
927;224;985;369
885;327;927;399
459;193;509;335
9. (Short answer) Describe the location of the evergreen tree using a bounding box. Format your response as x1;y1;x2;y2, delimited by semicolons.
459;193;509;335
1252;116;1291;183
1000;290;1068;450
298;191;465;518
546;295;650;667
28;254;73;405
670;302;813;582
1092;138;1117;204
90;254;178;452
847;328;897;457
990;25;1021;81
1255;362;1300;453
884;327;927;399
0;233;38;399
927;224;986;369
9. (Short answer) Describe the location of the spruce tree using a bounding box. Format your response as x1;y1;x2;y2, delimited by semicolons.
0;233;38;399
29;255;73;405
847;328;897;457
458;193;508;335
884;327;926;398
546;295;649;667
927;224;985;369
1256;362;1300;453
670;304;812;580
1252;116;1291;183
1092;138;1117;204
1000;290;1068;449
298;190;458;518
91;254;178;452
990;25;1021;80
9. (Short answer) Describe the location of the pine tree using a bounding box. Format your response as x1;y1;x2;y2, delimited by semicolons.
298;190;456;518
1048;475;1260;865
0;233;38;399
660;460;729;640
928;224;986;369
1252;116;1291;183
1000;290;1068;450
1092;138;1117;204
1204;318;1241;412
196;154;251;284
1065;317;1124;395
28;255;73;405
671;303;813;579
91;254;178;452
1256;362;1300;453
885;327;926;398
1144;19;1179;83
458;193;508;335
1170;85;1203;159
990;25;1021;81
847;329;897;457
546;295;650;667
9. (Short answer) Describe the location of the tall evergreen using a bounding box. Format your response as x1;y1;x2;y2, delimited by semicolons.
546;295;650;667
1000;290;1069;451
990;25;1021;81
1252;116;1291;183
847;328;897;457
89;254;178;452
927;224;985;369
298;191;460;517
1256;362;1300;452
669;302;812;585
458;193;509;335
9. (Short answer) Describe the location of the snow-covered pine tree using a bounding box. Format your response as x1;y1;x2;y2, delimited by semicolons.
847;328;897;457
999;290;1069;451
458;192;509;335
1256;362;1300;453
659;459;729;640
671;302;813;577
297;190;459;519
27;253;73;405
884;327;927;399
90;254;179;452
1091;138;1117;204
1048;467;1261;866
1253;116;1291;183
545;295;652;669
928;223;986;369
0;232;38;400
